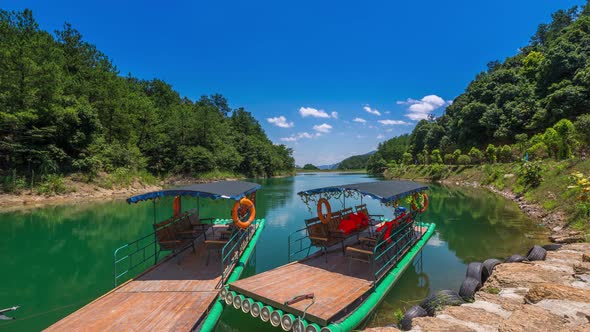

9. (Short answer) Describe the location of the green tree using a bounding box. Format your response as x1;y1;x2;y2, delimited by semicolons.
468;147;484;164
402;152;413;165
553;118;576;159
430;149;443;164
498;145;513;163
485;144;497;163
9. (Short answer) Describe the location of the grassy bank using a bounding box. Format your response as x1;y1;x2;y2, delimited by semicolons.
385;159;590;235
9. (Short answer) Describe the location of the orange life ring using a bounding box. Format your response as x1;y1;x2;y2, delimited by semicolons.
173;196;182;217
317;198;332;224
411;192;428;213
232;197;256;229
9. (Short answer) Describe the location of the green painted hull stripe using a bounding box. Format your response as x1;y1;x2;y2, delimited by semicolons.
323;222;436;332
199;218;266;332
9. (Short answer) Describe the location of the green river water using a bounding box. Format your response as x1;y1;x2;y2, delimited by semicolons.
0;173;548;331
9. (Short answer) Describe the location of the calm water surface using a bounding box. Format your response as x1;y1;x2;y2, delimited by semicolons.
0;173;548;331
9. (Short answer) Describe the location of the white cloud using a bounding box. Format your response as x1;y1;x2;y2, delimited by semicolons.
378;119;411;125
299;107;329;118
331;111;338;119
280;131;314;142
363;105;381;116
313;123;333;133
353;117;367;123
397;94;450;121
267;115;294;128
377;134;385;139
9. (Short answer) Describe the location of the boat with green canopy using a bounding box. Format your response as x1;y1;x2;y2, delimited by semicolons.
224;180;435;332
46;180;266;332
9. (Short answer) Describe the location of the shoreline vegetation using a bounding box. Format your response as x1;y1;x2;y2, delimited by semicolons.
0;9;296;199
0;169;296;210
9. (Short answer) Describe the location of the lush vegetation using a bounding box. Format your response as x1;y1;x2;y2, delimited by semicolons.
370;2;590;174
337;152;373;170
0;10;294;193
302;164;320;170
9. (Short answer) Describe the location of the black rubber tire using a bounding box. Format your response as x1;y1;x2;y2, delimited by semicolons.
400;305;428;331
420;290;464;316
526;245;547;261
465;262;483;283
482;259;502;283
542;243;562;251
505;254;528;263
459;277;481;300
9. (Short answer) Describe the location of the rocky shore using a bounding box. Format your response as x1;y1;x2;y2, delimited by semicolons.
366;243;590;332
0;181;162;211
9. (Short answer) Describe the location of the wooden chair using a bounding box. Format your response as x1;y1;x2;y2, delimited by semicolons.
345;225;387;272
355;204;384;225
204;224;238;266
153;217;195;263
305;216;345;262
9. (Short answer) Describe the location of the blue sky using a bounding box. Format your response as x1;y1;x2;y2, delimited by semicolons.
3;0;585;165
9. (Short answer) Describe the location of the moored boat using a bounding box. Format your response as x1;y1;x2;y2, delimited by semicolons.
224;180;435;332
45;180;266;332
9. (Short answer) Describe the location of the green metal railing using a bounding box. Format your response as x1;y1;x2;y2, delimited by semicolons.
221;222;255;283
113;231;157;287
113;211;214;287
287;227;315;262
372;217;426;281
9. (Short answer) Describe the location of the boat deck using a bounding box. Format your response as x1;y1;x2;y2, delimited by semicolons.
229;226;427;326
46;224;253;332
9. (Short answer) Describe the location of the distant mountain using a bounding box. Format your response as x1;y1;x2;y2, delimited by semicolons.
317;163;339;170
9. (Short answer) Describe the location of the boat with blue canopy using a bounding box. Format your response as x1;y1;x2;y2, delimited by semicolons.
46;180;266;332
225;180;435;332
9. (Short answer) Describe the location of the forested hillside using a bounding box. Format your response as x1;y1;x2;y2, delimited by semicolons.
0;10;294;192
337;151;374;170
368;2;590;173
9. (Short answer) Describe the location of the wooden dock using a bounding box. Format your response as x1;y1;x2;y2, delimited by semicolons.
230;226;427;326
46;224;254;331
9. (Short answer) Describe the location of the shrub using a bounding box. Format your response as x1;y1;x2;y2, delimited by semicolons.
402;152;413;165
1;172;28;193
468;147;484;164
518;161;543;189
453;149;461;162
543;127;560;159
527;142;549;160
568;172;590;217
498;145;512;163
429;164;447;180
457;155;472;165
515;133;528;154
483;164;499;184
444;153;454;165
553;119;576;159
485;144;497;163
36;174;67;195
430;149;443;164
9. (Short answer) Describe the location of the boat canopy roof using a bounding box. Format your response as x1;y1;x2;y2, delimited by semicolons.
297;180;428;203
127;180;261;204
